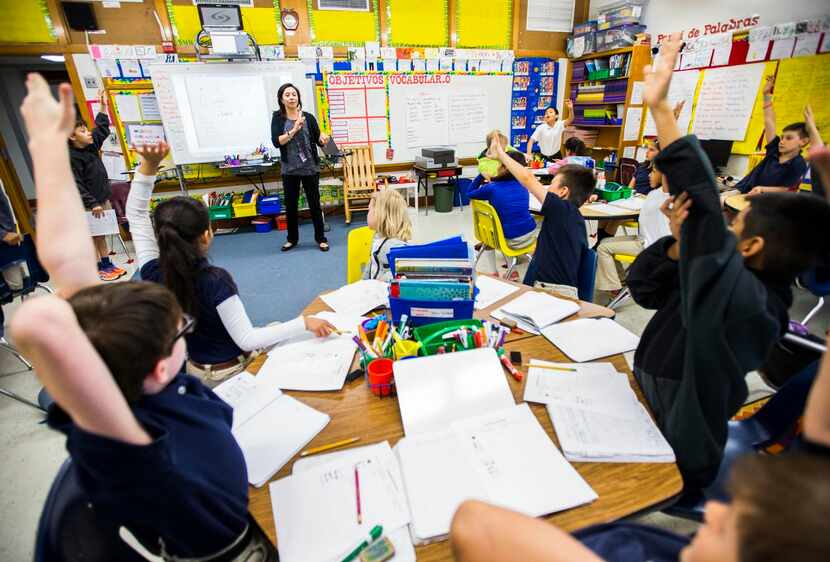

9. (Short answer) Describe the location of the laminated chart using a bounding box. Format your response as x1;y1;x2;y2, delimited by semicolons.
325;73;389;161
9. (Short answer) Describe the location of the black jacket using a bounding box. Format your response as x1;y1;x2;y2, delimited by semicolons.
627;135;791;491
69;112;111;209
270;111;322;168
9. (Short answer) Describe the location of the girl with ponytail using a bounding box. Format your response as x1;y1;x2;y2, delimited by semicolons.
126;142;335;384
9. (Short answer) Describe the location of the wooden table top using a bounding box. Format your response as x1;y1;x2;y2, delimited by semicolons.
724;193;749;213
247;294;682;561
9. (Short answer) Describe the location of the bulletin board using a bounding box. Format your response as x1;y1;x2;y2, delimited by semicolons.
0;0;56;44
387;0;448;47
166;0;282;47
307;0;380;46
770;56;830;139
456;0;512;49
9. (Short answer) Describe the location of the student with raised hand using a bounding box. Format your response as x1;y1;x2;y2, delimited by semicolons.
804;104;826;199
126;141;335;384
526;99;574;163
14;73;276;561
737;75;808;197
489;135;595;297
627;34;830;491
449;453;830;562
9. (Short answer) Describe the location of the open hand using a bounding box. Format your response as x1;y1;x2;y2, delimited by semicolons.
133;141;170;166
804;104;815;126
304;316;336;337
319;132;330;145
762;75;775;96
98;88;108;110
91;205;104;218
672;100;685;119
20;74;75;143
565;99;574;112
660;191;692;241
2;232;22;246
486;133;505;159
643;33;683;109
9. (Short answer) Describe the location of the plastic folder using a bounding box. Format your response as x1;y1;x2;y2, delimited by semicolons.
388;236;470;277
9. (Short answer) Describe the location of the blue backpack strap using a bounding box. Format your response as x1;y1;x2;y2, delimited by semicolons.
573;522;689;562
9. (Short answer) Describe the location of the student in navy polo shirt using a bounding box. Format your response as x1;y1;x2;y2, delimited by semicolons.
488;138;595;298
126;143;336;385
15;74;274;561
736;75;808;197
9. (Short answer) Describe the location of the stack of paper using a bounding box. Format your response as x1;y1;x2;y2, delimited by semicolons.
213;373;330;487
541;318;639;361
523;360;675;463
474;275;521;310
395;404;597;543
492;291;580;334
320;279;389;316
606;196;645;212
270;441;413;562
256;334;357;391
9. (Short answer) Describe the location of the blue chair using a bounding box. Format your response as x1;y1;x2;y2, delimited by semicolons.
662;361;819;521
35;459;145;562
797;266;830;327
577;247;598;303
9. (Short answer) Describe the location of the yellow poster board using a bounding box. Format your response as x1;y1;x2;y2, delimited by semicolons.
0;0;56;44
773;55;830;139
170;4;281;46
456;0;511;49
308;0;379;45
388;0;448;47
730;61;778;155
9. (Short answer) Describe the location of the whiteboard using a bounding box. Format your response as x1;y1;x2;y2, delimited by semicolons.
691;63;766;141
149;62;315;165
386;74;512;164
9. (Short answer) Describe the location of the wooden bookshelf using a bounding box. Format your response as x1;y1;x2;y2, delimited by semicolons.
566;44;653;167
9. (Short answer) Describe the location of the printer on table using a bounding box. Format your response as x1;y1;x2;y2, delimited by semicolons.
415;147;457;169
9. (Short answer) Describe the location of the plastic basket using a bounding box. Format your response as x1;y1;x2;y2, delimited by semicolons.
412;319;484;356
232;192;259;218
209;205;233;220
252;218;273;233
257;194;282;215
597;183;632;201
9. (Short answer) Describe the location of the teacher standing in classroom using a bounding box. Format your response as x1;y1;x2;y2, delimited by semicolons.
271;83;330;252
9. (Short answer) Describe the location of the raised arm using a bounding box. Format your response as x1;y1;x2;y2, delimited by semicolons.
489;135;548;203
466;174;495;199
642;36;682;151
804;105;824;148
90;91;111;151
762;76;777;145
562;99;574;127
125;142;167;268
20;74;98;297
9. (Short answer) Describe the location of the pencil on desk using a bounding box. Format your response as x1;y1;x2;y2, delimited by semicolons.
529;364;577;372
332;329;352;335
299;436;361;457
354;464;363;525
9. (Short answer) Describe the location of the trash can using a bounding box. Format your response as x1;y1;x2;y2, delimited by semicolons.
433;183;454;213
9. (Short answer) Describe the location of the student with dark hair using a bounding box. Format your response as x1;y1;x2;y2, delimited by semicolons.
627;35;830;490
127;142;335;384
563;136;588;157
526;100;574;162
68;90;126;281
15;73;276;561
736;75;808;196
629;139;660;195
490;139;595;297
449;453;830;562
270;83;331;252
468;150;539;251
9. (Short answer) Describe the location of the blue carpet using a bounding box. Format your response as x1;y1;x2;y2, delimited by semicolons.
207;213;365;325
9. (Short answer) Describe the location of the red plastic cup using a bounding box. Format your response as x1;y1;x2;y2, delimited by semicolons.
367;358;394;397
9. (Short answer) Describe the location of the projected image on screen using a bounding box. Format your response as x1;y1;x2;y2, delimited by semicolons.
199;6;242;29
183;74;270;154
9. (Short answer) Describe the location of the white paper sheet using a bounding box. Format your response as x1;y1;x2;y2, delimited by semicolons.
794;33;821;57
474;275;521;310
320;280;389;316
692;63;766;140
770;38;795;60
541;318;640;362
498;291;580;331
746;40;770;62
623;107;643;141
629;81;645;105
114;94;142;122
213;371;280;429
257;335;357;391
85;209;120;236
643;70;700;136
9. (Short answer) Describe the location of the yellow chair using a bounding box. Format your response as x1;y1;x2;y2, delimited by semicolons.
471;200;536;279
346;226;375;284
607;253;637;310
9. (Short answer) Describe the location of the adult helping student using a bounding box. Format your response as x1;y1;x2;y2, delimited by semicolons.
15;74;276;561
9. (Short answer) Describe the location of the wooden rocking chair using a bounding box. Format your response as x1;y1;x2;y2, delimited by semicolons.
342;145;381;224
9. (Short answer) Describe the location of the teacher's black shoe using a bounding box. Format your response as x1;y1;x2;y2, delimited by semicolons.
318;241;330;252
281;242;297;252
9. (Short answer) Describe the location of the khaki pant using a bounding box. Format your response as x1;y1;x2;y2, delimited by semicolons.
186;352;258;387
595;235;644;292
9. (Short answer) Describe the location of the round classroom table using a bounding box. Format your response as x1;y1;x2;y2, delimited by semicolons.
246;282;682;560
724;193;749;213
580;202;641;221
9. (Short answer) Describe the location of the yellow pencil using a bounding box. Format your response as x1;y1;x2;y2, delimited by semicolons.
299;437;361;457
529;364;577;372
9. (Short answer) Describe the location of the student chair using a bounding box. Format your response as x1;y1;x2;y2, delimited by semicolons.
346;226;376;284
471;200;536;280
577;246;598;303
662;362;819;522
797;266;830;328
35;459;146;562
618;158;639;186
342;146;381;224
607;253;637;310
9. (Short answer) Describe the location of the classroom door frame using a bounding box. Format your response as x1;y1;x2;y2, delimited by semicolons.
0;131;34;236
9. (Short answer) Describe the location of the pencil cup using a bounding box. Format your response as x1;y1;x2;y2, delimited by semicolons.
367;358;394;397
393;340;421;360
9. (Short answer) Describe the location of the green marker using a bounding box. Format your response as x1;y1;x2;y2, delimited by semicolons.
341;525;383;562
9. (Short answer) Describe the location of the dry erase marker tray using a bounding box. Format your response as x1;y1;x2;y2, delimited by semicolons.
412;319;484;356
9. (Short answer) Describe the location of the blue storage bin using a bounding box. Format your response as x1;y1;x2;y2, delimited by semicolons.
257;194;282;215
389;295;476;327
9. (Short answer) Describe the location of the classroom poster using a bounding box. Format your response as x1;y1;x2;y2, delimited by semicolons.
325;73;389;150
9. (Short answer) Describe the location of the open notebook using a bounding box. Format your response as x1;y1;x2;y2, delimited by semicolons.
255;334;357;391
523;360;674;463
492;291;580;334
395;403;597;544
269;441;412;562
541;318;639;361
213;372;330;487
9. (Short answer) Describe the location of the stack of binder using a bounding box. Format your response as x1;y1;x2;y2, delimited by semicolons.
387;237;476;327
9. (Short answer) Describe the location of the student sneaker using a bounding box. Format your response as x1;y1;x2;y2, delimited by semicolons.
98;269;123;282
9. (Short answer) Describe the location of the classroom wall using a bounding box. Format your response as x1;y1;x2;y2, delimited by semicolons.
0;68;36;198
